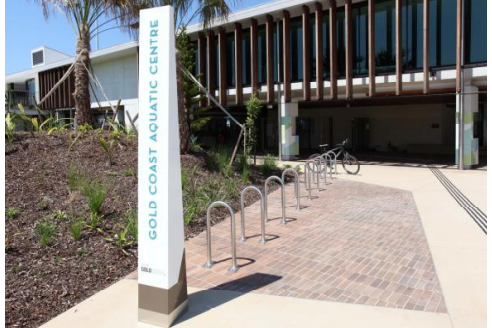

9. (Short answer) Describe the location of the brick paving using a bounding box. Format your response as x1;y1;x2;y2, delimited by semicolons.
185;178;447;313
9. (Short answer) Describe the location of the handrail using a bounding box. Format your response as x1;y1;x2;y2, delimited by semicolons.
240;186;266;244
203;201;240;273
281;168;300;210
264;176;287;224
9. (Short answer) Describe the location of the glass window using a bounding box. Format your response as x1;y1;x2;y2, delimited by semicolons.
465;0;486;64
402;0;423;71
215;36;219;90
290;17;303;82
375;0;396;74
323;11;330;79
311;13;317;81
352;4;369;76
191;41;198;76
429;0;456;67
336;7;346;78
226;33;235;88
242;29;251;86
273;21;284;83
258;25;267;84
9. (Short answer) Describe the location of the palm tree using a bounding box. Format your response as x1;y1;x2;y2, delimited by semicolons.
34;0;146;125
35;0;234;150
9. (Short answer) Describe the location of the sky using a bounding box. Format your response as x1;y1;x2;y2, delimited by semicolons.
5;0;269;75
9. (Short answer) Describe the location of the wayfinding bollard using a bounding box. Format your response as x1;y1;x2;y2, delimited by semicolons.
240;186;266;244
204;201;240;273
281;168;301;210
265;176;287;224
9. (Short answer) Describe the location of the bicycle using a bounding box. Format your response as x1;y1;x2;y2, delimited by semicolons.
309;138;360;175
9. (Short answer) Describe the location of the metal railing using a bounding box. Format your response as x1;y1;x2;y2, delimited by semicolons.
265;176;287;224
5;90;35;109
281;168;300;210
203;201;240;273
240;186;266;244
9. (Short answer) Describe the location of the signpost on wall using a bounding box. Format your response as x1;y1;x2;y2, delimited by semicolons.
137;6;188;327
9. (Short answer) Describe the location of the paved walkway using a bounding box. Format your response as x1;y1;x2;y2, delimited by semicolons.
40;162;486;328
186;179;446;312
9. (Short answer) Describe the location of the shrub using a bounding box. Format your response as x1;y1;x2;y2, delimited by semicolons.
6;207;20;219
260;154;278;175
5;113;16;146
78;123;93;133
241;166;250;184
35;218;57;247
70;219;84;240
99;137;115;165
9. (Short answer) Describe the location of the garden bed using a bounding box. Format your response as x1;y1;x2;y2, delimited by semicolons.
5;131;291;328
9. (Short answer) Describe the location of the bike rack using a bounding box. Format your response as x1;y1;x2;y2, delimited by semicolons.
322;152;333;180
264;176;287;224
203;201;240;273
239;186;266;244
281;168;301;210
304;160;316;200
316;155;328;185
326;150;338;175
305;159;323;192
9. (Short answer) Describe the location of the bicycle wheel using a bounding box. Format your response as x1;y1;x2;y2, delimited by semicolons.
342;154;360;175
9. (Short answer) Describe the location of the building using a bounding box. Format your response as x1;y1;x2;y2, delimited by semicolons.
5;42;139;127
5;0;486;168
185;0;487;167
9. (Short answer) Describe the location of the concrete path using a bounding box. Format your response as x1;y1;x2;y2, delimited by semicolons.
40;162;486;328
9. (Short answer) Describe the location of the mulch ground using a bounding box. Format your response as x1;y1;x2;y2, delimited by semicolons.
5;131;287;328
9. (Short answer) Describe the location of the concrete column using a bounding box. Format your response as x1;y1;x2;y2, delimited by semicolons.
280;96;299;160
456;84;479;168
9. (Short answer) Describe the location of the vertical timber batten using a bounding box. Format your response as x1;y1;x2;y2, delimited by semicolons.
207;30;216;106
218;27;227;105
315;2;324;100
251;19;259;93
395;0;402;95
198;32;207;107
368;0;375;97
234;23;243;105
266;15;275;104
283;10;291;102
329;0;338;100
302;5;312;101
345;0;353;100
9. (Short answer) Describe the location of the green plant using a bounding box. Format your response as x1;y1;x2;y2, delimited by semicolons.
35;218;57;247
77;247;88;257
124;208;138;242
6;207;20;219
52;210;68;221
106;170;119;177
283;164;293;169
78;123;93;133
124;168;135;177
99;137;115;165
245;92;262;156
190;134;203;152
39;196;51;210
260;154;278;175
241;166;250;184
88;212;102;229
70;219;84;240
53;256;63;264
68;163;87;191
81;181;107;214
5;113;16;145
11;263;23;274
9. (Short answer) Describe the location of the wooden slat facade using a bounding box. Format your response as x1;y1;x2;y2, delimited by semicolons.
38;65;75;110
207;30;216;106
198;32;207;107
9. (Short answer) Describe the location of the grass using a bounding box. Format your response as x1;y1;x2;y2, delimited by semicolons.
260;154;278;175
123;208;138;242
69;219;84;240
124;168;135;177
81;181;107;215
52;210;68;221
6;207;20;219
35;218;58;247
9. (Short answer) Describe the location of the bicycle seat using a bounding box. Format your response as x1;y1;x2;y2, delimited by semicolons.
319;144;329;147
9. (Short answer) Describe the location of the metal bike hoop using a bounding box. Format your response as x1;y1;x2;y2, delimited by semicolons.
281;168;301;210
322;152;334;181
264;176;287;224
304;161;314;200
240;186;266;244
204;201;240;273
326;150;338;175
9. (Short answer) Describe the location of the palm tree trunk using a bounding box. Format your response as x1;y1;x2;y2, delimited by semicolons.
176;50;190;153
74;27;92;125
